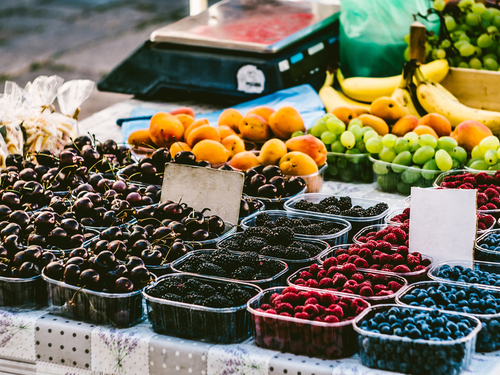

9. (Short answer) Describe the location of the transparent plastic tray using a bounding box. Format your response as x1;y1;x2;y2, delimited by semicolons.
474;229;500;263
186;222;237;250
353;304;480;372
352;224;404;249
0;275;47;310
144;273;261;343
238;199;265;222
428;260;500;288
240;210;351;246
284;193;391;242
248;287;369;359
171;249;288;289
287;266;408;304
245;186;307;211
326;151;374;183
396;281;500;352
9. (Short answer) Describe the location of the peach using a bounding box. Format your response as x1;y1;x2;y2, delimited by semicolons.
218;108;243;133
170;107;195;117
238;114;271;142
149;112;184;147
413;125;439;139
175;114;195;130
279;152;318;176
192;140;230;165
230;151;260;171
331;106;357;125
186;125;220;147
170;141;191;158
128;129;155;147
246;106;275;122
451;120;493;153
184;118;210;140
217;125;237;140
370;97;405;123
258;138;287;166
357;114;389;136
418;113;452;137
222;134;245;157
391;115;419;136
268;106;306;139
285;134;327;166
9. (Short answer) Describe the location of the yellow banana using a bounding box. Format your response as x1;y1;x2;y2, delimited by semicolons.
318;72;371;114
337;59;450;103
391;87;422;118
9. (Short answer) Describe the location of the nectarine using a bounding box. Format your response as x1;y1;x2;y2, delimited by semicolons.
192;140;230;165
170;141;191;158
239;114;271;142
268;106;306;139
285;135;327;166
230;151;260;171
258;139;287;166
391;115;418;136
186;125;220;147
418;113;452;137
218;108;243;133
451;120;493;153
222;135;245;157
279;152;318;176
246;106;275;122
370;97;404;122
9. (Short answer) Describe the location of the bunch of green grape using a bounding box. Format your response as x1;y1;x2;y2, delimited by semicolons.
404;0;500;70
467;135;500;170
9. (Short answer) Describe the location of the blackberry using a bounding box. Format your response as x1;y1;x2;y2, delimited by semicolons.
198;284;216;297
293;226;309;235
238;251;261;267
341;208;361;217
275;217;294;227
260;245;287;258
179;262;198;273
320;222;339;231
157;293;183;302
373;202;389;214
295;218;311;226
352;205;364;211
268;226;294;246
218;238;242;250
319;196;339;208
323;205;341;215
298;241;324;256
327;227;340;235
294;200;320;211
203;294;230;308
305;223;323;235
253;272;271;280
231;266;255;280
338;196;352;211
263;221;276;229
226;288;252;306
210;248;231;258
255;212;272;226
184;279;203;292
242;226;271;240
285;247;311;260
152;277;183;295
211;253;240;270
242;237;268;252
261;259;285;274
183;293;205;304
196;263;227;277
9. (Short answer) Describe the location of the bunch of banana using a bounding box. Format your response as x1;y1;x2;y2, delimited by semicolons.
318;72;371;114
391;60;426;119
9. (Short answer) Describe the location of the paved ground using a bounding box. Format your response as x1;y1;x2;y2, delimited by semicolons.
0;0;216;119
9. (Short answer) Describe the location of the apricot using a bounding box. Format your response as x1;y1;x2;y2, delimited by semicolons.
192;140;230;165
149;112;184;147
370;97;405;123
128;129;155;147
186;125;220;147
222;134;245;158
391;115;419;136
184;118;210;140
258;138;288;166
268;106;306;139
279;152;318;176
218;108;243;133
418;113;452;137
175;114;195;130
170;141;191;158
217;125;237;140
230;151;260;171
451;120;493;153
331;106;358;125
238;114;271;142
246;106;275;122
413;125;439;139
170;107;195;117
285;135;327;166
357;114;389;135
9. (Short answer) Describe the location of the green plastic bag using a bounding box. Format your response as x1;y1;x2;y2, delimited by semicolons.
340;0;438;78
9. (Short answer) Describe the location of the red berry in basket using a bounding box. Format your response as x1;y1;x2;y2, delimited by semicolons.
370;264;382;270
388;281;403;292
358;248;372;259
377;290;393;296
365;240;378;250
357;236;368;243
270;293;281;304
309;290;322;300
276;302;293;314
359;280;372;288
319;293;338;306
335;247;348;256
377;241;392;252
299;271;313;280
324;315;340;323
351;273;365;282
347;255;360;263
391;253;405;265
495;172;500;184
353;258;369;268
304;297;319;305
480;205;489;210
283;287;298;294
341;263;357;276
383;233;398;243
294;312;309;320
382;264;395;270
478;193;489;206
393;264;411;273
266;309;277;315
404;240;409;246
370;273;388;283
294;278;305;285
304;304;319;316
306;279;319;288
486;203;498;210
374;284;389;292
458;183;474;189
478;222;487;230
486;188;500;199
359;286;374;297
319;278;333;288
282;293;301;304
393;228;407;241
326;304;344;318
397;246;409;257
464;176;478;185
298;291;310;300
349;246;360;255
344;280;359;291
294;305;303;313
401;223;410;232
403;207;410;215
261;304;272;310
340;289;354;294
279;312;292;317
323;257;337;270
482;214;495;227
489;198;500;208
308;264;320;275
379;253;392;264
326;266;339;278
315;270;326;280
336;254;349;264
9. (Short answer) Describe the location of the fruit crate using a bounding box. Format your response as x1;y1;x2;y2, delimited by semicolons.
144;273;261;344
0;275;47;310
475;229;500;263
42;270;155;327
326;152;374;183
248;287;369;359
370;156;442;195
287;266;408;305
353;304;480;373
284;193;391;242
428;260;500;289
240;210;351;246
171;249;288;289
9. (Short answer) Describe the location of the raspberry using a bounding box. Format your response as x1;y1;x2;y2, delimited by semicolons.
365;241;378;250
276;302;293;314
482;214;495;227
304;297;319;305
369;264;382;270
261;304;272;310
351;273;365;282
299;271;313;280
403;207;411;215
279;312;292;317
319;278;334;288
347;255;360;263
383;233;398;243
336;254;349;264
341;263;357;276
283;287;298;294
401;223;410;232
335;248;348;256
391;253;405;265
313;316;323;322
463;176;478;186
359;280;372;288
341;288;355;294
376;290;394;296
343;280;359;291
478;222;487;230
338;301;349;310
319;293;339;306
413;265;427;271
407;254;420;266
356;236;368;243
370;273;388;283
323;257;337;270
298;291;310;301
379;253;392;264
396;246;409;257
410;252;422;261
317;305;326;315
392;228;407;241
479;205;489;210
393;264;411;273
266;309;277;314
303;304;319;316
359;286;374;296
294;312;309;320
316;270;327;280
326;304;344;319
373;284;389;292
270;293;281;304
308;264;320;275
443;175;456;182
306;279;319;288
486;187;500;199
326;266;339;278
294;278;305;285
476;172;488;184
308;290;322;300
376;241;392;252
387;281;403;292
486;203;498;210
348;245;361;254
332;273;348;287
324;315;339;323
458;183;474;189
404;240;409;247
358;248;373;259
294;305;304;313
477;193;489;206
281;293;301;305
373;250;382;257
382;264;395;270
353;258;369;268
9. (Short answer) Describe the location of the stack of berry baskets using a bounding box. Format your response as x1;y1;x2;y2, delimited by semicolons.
428;259;500;288
283;193;391;242
240;210;352;246
396;281;500;352
353;304;481;373
170;249;289;289
247;286;370;359
475;229;500;263
317;243;433;284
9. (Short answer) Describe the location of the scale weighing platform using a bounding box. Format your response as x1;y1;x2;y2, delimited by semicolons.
98;0;340;100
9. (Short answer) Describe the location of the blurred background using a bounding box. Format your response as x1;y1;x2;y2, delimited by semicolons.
0;0;218;119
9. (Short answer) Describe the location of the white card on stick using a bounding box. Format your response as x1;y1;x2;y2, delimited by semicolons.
161;163;245;225
408;187;477;265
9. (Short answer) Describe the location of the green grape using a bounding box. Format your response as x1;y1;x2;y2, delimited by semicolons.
373;161;390;175
471;145;485;159
472;2;486;15
401;167;422;184
379;147;396;163
435;49;446;59
478;34;493;48
484;53;497;61
382;134;398;148
459;43;475;57
492;8;500;17
451;146;467;164
459;34;470;42
434;0;445;11
320;131;337;144
466;13;480;27
349;125;363;142
452;159;460;169
475;47;483;57
363;130;378;142
411;142;422;153
483;8;493;21
484;57;499;70
469;37;478;46
309;120;328;137
340;131;356;149
404;47;410;62
437;136;458;152
418;134;438;148
348;119;363;129
485;149;499;165
458;0;474;8
435;149;453;171
467;157;482;167
479;135;500;153
458;62;470;68
360;126;374;134
496;147;500;159
441;39;451;49
365;138;383;154
426;44;433;57
454;40;468;50
481;19;491;29
445;15;457;31
392;151;412;173
413;145;435;165
493;15;500;28
346;148;361;155
469;160;490;170
330;141;346;153
326;118;346;134
488;162;500;171
404;132;419;146
291;131;304;138
355;141;366;153
469;57;482;69
422;159;439;179
394;138;410;153
322;113;336;121
487;25;499;34
404;34;410;44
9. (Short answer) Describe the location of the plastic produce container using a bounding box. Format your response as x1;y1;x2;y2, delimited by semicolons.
171;249;288;289
474;229;500;263
295;163;327;194
0;275;47;310
248;287;368;359
352;224;403;249
370;156;441;195
287;266;408;305
144;273;261;343
240;210;351;246
284;193;391;242
428;260;500;287
396;281;500;352
326;152;374;183
246;187;307;211
354;304;480;373
42;270;154;327
239;200;265;222
185;222;237;250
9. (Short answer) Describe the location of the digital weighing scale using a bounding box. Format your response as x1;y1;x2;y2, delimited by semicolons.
98;0;340;101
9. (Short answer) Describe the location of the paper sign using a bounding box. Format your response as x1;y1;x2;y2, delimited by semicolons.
161;163;245;225
409;187;477;265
